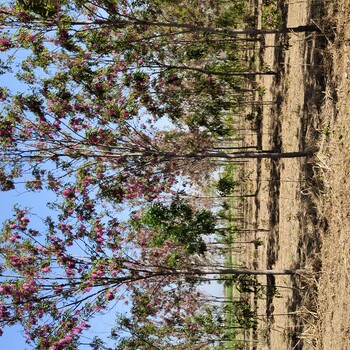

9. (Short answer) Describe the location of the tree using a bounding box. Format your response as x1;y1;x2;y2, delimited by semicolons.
131;196;217;255
15;0;62;17
0;207;299;348
113;304;224;349
1;1;319;132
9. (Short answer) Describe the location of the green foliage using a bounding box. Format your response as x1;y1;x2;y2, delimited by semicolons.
217;176;236;196
166;252;181;268
215;3;246;28
16;0;60;17
262;1;283;29
258;86;267;97
236;302;257;329
185;44;206;60
245;111;255;121
253;238;263;248
233;274;260;293
225;300;257;329
139;197;217;255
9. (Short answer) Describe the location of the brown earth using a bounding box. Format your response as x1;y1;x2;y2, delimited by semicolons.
235;1;350;349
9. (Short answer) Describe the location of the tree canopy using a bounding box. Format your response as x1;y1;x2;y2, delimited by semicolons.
133;196;216;255
0;0;309;348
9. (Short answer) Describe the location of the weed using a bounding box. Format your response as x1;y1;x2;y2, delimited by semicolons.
262;1;283;29
322;123;330;136
253;238;264;248
245;112;255;121
258;86;267;97
280;37;291;51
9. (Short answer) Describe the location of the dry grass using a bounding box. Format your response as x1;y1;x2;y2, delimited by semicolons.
312;1;350;349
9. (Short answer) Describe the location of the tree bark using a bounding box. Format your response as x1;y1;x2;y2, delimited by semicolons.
176;268;300;276
97;19;321;36
154;150;313;160
201;150;312;159
156;63;276;76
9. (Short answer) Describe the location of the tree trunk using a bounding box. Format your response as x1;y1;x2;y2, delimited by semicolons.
203;150;312;159
176;268;300;276
22;14;321;37
213;146;258;150
98;19;321;36
156;150;313;160
21;147;313;162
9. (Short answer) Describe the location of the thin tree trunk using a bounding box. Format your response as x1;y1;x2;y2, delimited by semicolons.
68;19;321;37
213;146;258;150
200;150;312;159
176;268;300;276
158;63;276;76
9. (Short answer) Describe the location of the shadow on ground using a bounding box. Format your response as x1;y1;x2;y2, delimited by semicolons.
261;1;331;349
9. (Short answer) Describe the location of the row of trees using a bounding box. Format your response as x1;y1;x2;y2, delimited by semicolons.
0;0;312;348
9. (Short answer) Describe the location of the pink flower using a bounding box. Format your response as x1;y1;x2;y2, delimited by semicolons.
62;188;75;199
106;291;114;300
66;268;74;275
22;283;30;290
0;39;10;46
72;326;83;333
9;233;20;242
53;120;61;128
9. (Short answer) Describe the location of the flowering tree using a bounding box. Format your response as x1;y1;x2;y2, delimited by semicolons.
1;0;319;136
0;206;202;348
0;0;232;201
0;1;311;348
0;207;225;348
0;206;297;348
113;303;224;349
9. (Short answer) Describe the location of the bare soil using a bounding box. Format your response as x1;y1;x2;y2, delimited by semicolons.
236;1;350;349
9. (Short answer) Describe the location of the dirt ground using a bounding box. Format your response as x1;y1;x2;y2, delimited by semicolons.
236;1;350;349
314;1;350;349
